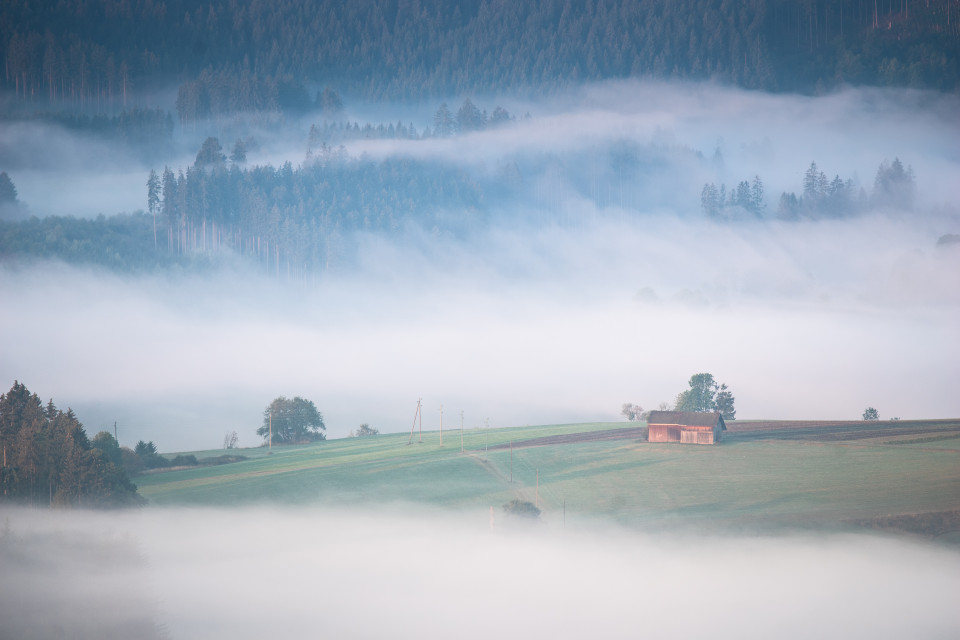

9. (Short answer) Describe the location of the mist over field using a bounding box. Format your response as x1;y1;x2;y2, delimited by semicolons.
3;4;960;638
2;81;959;450
2;506;959;640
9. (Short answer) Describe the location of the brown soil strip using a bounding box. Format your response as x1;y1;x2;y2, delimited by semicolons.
487;426;649;450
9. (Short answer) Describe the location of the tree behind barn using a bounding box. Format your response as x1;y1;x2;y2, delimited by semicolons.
675;373;736;420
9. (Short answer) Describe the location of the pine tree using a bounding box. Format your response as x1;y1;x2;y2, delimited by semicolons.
0;172;18;204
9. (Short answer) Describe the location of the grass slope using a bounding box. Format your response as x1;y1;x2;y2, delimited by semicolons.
137;420;960;538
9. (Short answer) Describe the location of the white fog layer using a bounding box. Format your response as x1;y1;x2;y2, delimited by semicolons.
1;213;958;450
1;507;958;640
1;81;959;450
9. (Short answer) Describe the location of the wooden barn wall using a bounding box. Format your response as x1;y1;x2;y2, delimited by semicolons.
648;425;681;442
649;425;719;444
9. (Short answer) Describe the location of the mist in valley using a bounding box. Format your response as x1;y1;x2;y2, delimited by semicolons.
3;8;960;639
1;81;958;450
1;506;959;640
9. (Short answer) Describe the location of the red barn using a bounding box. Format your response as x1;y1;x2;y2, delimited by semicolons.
647;411;726;445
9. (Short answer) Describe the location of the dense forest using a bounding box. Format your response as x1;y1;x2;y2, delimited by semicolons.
0;120;923;276
0;1;954;273
0;381;143;507
2;0;958;115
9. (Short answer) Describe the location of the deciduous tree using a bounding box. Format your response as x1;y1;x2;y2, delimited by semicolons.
257;396;325;444
675;373;736;419
621;403;644;421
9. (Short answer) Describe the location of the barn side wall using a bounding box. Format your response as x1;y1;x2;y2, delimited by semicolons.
648;425;681;442
649;425;720;444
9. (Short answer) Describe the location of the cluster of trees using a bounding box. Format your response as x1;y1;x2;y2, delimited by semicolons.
776;161;862;218
3;0;957;111
306;99;514;149
702;158;916;219
622;373;736;422
776;158;915;218
701;176;766;218
0;211;192;271
109;437;245;474
0;381;143;507
674;373;737;420
257;396;326;445
349;424;380;438
145;136;486;275
620;403;648;422
431;99;514;137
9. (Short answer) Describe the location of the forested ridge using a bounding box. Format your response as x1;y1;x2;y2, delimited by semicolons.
2;0;958;115
0;118;925;277
0;1;953;275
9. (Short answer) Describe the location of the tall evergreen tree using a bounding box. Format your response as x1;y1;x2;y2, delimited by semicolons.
0;382;142;507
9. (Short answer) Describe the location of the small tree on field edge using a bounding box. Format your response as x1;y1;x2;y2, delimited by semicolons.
350;423;379;437
862;407;879;421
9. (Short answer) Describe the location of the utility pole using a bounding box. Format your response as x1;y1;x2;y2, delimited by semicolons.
460;411;464;453
440;403;443;446
510;441;513;483
269;410;272;454
536;469;539;508
407;398;424;445
114;421;118;443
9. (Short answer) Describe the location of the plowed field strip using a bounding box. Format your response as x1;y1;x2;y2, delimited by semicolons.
487;427;648;450
728;421;960;442
489;420;960;449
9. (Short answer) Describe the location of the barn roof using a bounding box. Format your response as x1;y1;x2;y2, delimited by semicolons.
647;411;726;430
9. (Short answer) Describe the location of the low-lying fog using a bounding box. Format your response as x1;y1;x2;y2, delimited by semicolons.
1;506;958;639
1;212;959;450
1;80;958;450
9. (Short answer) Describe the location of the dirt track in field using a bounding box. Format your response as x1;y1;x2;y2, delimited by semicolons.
488;419;960;450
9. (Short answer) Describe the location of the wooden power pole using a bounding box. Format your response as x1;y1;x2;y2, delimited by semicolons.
407;398;423;445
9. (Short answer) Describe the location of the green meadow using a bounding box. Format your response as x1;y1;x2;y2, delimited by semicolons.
136;421;960;538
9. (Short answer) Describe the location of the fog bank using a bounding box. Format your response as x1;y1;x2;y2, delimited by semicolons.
1;506;958;640
2;80;959;450
1;208;959;450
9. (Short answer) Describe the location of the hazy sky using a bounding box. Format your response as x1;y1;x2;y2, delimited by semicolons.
1;80;958;451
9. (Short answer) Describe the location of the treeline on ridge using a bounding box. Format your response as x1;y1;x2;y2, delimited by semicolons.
2;0;958;115
0;119;924;276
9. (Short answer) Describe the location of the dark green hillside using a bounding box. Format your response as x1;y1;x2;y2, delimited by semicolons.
2;0;957;113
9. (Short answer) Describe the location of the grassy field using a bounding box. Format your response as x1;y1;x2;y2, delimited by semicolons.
136;419;960;540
